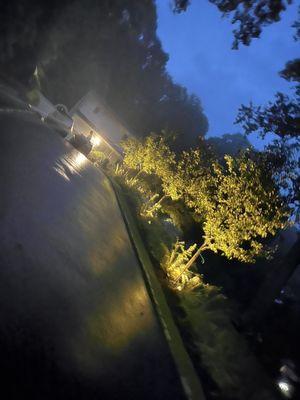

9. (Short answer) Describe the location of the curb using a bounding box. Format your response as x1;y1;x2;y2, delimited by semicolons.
109;177;206;400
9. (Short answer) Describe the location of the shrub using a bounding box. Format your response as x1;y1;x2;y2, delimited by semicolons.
179;287;275;399
89;150;108;167
161;240;202;291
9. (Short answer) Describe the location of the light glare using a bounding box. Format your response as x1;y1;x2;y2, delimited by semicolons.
278;380;290;393
74;152;87;168
91;136;101;146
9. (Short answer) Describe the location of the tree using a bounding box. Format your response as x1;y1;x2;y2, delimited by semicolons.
122;137;147;174
122;134;177;215
142;135;176;178
280;58;300;96
235;60;300;324
236;93;300;140
122;134;288;292
37;0;208;146
173;0;293;49
291;5;300;40
0;0;208;147
175;155;288;282
203;156;288;262
280;59;300;83
0;0;75;83
207;133;252;159
234;15;299;213
173;145;216;215
235;89;300;212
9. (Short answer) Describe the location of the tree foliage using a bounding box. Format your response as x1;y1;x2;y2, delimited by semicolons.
161;240;201;290
173;0;293;49
201;155;288;263
292;5;300;41
235;81;300;212
236;93;300;140
0;0;73;82
280;58;300;96
122;134;288;267
280;59;300;83
122;137;147;172
177;147;216;216
122;134;176;178
207;133;252;159
0;0;208;149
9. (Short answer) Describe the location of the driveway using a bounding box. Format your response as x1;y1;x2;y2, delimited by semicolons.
0;111;185;399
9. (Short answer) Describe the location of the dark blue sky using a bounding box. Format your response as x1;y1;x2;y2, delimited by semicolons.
156;1;299;149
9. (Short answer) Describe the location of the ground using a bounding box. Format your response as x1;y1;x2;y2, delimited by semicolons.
0;111;185;399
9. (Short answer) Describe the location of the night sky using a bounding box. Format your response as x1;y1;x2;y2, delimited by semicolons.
156;1;299;149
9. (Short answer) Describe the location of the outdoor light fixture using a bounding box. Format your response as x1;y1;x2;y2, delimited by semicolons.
277;380;292;398
91;136;101;146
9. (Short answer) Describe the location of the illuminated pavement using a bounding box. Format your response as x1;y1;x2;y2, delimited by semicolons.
0;112;185;399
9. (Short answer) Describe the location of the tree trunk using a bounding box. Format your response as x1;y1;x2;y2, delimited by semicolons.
243;236;300;327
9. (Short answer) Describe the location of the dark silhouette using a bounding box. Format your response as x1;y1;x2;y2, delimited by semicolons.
0;0;208;150
207;133;252;159
173;0;294;49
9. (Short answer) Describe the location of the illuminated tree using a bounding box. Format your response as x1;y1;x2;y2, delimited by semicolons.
161;138;215;206
141;135;177;214
142;135;176;177
122;137;146;176
178;148;215;216
204;156;288;261
122;134;175;177
175;155;288;283
122;134;177;215
161;240;201;290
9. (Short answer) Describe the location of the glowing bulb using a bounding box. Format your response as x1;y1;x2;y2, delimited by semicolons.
278;381;290;393
91;136;101;146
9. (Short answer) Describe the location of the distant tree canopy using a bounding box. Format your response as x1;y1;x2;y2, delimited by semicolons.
207;133;252;159
235;66;300;213
0;0;208;149
173;0;294;49
280;58;300;95
280;59;300;82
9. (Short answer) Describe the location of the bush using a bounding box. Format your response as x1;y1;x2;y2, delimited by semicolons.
161;240;202;291
179;287;276;400
88;150;108;167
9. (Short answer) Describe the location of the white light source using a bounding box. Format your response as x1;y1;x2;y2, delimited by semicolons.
74;152;87;168
90;135;101;146
278;380;292;397
278;381;290;392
